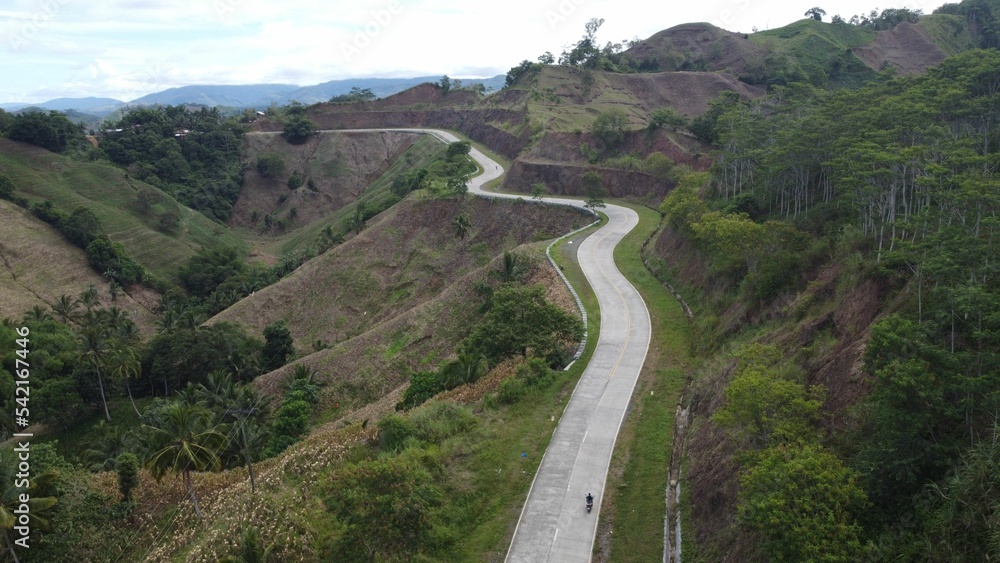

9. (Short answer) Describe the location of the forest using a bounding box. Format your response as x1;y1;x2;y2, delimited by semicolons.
663;48;999;559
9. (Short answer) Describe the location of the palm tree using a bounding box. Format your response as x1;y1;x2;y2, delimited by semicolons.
197;374;271;493
79;284;100;312
142;402;226;520
440;351;489;389
106;341;142;417
81;420;133;471
51;294;80;324
78;311;112;421
24;306;51;323
494;251;526;283
452;213;472;239
0;446;58;563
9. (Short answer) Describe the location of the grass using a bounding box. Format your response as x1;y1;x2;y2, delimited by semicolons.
0;139;245;283
601;202;691;562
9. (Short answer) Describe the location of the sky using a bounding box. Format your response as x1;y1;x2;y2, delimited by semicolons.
1;0;944;103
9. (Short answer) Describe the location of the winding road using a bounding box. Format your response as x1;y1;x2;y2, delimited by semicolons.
343;129;652;561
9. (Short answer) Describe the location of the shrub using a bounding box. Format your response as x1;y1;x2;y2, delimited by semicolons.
377;414;416;451
256;153;285;179
409;403;477;444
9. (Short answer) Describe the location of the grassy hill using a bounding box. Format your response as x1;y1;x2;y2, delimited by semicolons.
0;138;246;283
212;195;591;407
0;200;159;334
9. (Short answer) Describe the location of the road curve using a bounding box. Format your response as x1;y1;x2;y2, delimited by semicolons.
338;129;652;562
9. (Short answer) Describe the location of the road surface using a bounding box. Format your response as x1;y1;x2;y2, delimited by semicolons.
336;128;652;562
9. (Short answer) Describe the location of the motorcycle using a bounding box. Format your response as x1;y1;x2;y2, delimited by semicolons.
586;493;594;513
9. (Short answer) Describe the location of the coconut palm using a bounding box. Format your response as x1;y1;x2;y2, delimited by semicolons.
198;374;271;493
78;310;112;421
79;284;100;312
440;351;489;389
494;251;526;283
81;420;134;471
142;402;226;519
51;294;81;324
0;446;57;563
452;213;472;239
106;341;142;417
23;306;51;323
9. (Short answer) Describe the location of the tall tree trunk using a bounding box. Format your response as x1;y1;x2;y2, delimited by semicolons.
241;423;256;493
127;382;140;417
95;364;111;421
184;469;204;520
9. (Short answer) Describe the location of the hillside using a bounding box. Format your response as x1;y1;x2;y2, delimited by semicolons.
0;200;158;334
212;195;590;405
0;138;246;283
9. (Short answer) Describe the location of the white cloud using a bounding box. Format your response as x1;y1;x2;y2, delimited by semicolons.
2;0;950;102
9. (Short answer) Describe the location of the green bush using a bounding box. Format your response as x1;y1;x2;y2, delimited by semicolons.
377;414;416;451
265;398;311;457
397;370;444;411
494;377;527;405
256;153;286;179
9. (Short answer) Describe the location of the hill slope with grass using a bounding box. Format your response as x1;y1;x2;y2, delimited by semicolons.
211;195;590;405
0;138;246;284
0;200;158;333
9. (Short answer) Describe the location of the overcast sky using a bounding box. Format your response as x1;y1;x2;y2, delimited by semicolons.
1;0;942;103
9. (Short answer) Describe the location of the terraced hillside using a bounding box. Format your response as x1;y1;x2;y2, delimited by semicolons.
0;200;158;334
0;138;245;283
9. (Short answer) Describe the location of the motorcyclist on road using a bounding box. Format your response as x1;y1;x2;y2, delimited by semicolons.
586;493;594;505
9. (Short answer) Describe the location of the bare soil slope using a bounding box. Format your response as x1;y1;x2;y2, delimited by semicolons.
854;21;949;74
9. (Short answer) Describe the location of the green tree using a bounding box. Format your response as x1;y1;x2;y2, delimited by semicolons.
738;444;868;562
439;75;451;93
6;110;84;153
115;452;140;504
261;322;294;372
256;154;285;179
712;344;824;448
142;402;226;520
281;115;317;145
463;284;584;365
582;171;607;208
531;182;546;200
325;451;442;561
805;7;826;20
592;109;628;151
179;246;246;298
648;108;687;131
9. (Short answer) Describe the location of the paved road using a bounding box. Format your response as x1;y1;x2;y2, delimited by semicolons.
338;129;652;562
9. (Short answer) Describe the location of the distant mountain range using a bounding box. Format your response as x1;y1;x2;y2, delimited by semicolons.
0;75;506;119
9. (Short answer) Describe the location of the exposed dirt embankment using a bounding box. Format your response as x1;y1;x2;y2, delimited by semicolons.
854;22;948;74
616;71;765;116
254;84;533;160
505;160;671;204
